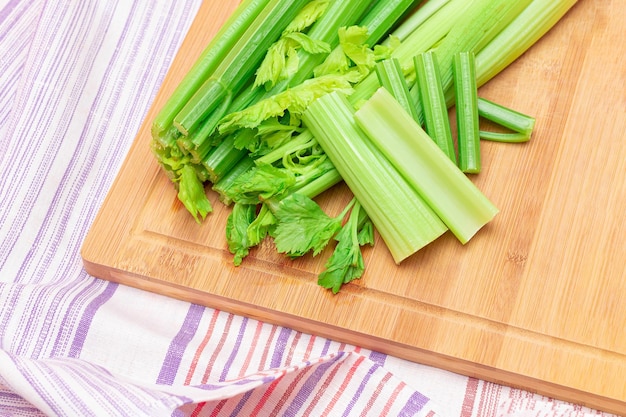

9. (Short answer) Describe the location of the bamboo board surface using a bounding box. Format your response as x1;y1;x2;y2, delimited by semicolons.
81;1;626;414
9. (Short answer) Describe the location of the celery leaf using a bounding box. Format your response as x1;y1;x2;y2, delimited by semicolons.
219;74;355;134
272;193;342;257
226;164;296;205
247;204;276;247
282;0;330;34
318;201;372;293
226;203;257;266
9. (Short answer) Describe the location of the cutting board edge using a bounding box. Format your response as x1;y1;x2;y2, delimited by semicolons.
81;255;626;415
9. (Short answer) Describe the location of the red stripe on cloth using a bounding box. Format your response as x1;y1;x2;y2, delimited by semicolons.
425;411;437;417
248;371;287;417
208;400;227;417
259;325;278;369
238;320;264;377
320;354;366;417
359;371;393;417
301;354;347;415
190;401;207;417
461;377;479;417
267;363;317;417
185;309;221;385
285;331;302;365
304;334;316;360
201;313;235;384
381;381;406;417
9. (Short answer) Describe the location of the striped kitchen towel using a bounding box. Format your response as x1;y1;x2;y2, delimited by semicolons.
0;1;615;416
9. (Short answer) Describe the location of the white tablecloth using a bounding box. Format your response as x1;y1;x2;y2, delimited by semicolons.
0;1;616;416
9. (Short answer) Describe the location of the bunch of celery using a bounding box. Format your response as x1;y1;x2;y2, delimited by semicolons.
151;0;577;293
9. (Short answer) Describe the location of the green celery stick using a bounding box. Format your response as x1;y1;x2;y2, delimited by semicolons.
414;51;456;163
152;0;270;138
375;58;420;123
303;91;447;264
453;51;481;173
173;0;311;136
477;97;535;140
355;87;498;244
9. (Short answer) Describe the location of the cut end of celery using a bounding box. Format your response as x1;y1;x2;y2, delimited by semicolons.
355;87;499;246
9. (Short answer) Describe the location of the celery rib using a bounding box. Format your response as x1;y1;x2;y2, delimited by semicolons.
453;51;481;173
303;91;447;264
414;51;456;163
151;0;270;138
173;0;311;136
375;58;419;122
355;88;498;245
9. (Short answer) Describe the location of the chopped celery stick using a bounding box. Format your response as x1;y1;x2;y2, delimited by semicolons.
375;58;419;122
477;97;535;139
303;91;447;264
414;51;456;163
355;87;498;244
453;51;481;173
479;131;531;143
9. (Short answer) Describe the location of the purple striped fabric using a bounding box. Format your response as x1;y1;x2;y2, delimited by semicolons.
0;1;615;416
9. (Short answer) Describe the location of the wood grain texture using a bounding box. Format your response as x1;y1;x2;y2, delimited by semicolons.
81;1;626;414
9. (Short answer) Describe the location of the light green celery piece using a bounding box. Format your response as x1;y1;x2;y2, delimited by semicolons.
474;0;578;87
387;0;451;43
173;0;311;136
303;91;447;264
477;97;536;138
152;0;270;138
453;51;481;173
432;0;533;94
218;72;356;135
355;87;498;244
358;0;421;45
414;51;456;163
375;58;419;122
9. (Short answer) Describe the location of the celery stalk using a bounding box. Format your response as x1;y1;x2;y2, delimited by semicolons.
432;0;533;94
358;0;421;46
387;0;451;43
477;97;536;140
355;87;498;244
414;51;456;163
453;51;481;173
474;0;578;87
173;0;311;136
375;58;420;123
151;0;270;138
303;91;447;264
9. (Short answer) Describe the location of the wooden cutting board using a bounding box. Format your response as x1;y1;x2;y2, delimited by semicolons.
81;1;626;414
